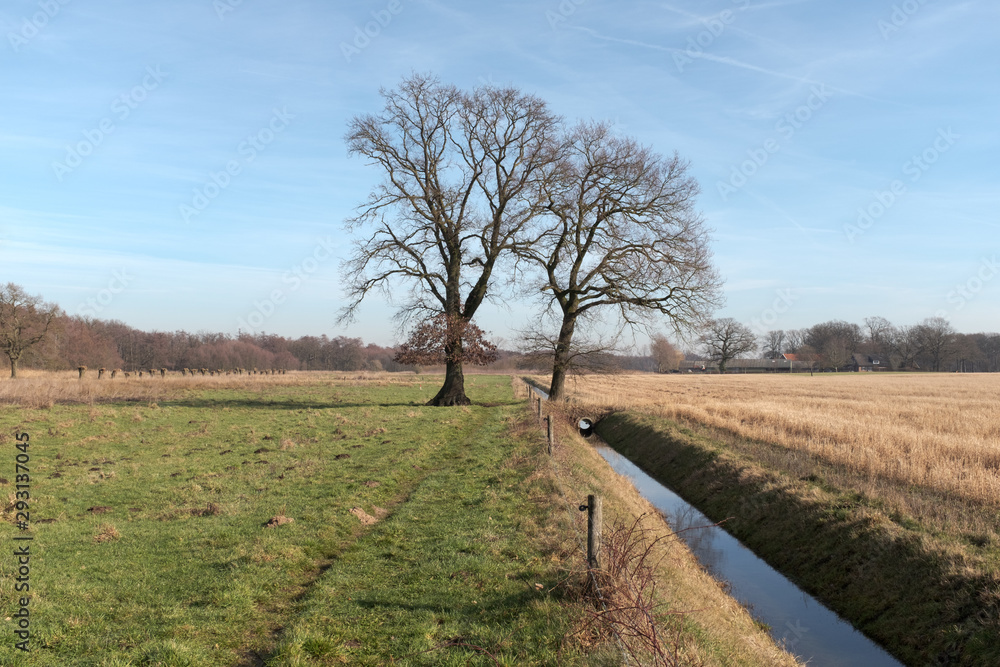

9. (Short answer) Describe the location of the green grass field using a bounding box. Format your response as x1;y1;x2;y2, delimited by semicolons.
0;375;587;666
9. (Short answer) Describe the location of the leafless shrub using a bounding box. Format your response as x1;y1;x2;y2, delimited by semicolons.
579;514;689;666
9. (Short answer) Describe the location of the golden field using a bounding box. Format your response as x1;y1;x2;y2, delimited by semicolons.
557;372;1000;534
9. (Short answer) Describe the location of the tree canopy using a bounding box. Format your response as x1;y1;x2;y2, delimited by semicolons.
394;313;498;367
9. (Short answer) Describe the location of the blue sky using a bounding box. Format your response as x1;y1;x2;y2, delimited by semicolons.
2;0;997;348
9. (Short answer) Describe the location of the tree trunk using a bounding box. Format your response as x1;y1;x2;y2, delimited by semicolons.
548;315;577;402
7;355;18;379
427;309;471;406
428;358;470;406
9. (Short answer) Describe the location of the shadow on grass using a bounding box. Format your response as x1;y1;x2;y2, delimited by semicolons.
162;398;420;410
161;398;522;410
348;584;569;616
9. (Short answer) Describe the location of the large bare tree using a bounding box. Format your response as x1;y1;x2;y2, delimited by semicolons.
701;318;756;373
863;315;894;357
889;324;921;370
517;324;622;379
0;283;61;378
519;121;721;400
340;74;560;405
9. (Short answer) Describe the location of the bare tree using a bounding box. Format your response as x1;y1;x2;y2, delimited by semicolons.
889;324;922;370
822;339;852;371
784;328;805;353
952;333;984;373
518;322;622;378
761;329;785;359
796;344;821;375
340;74;560;405
0;283;61;378
863;316;894;357
982;333;1000;372
700;318;756;373
914;316;956;372
518;121;721;400
649;334;684;373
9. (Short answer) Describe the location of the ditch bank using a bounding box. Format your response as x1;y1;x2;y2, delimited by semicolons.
595;411;1000;667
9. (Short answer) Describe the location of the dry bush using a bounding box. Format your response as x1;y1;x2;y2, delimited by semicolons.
580;514;688;666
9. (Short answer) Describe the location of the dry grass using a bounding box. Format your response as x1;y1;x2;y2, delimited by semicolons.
554;372;1000;533
0;369;425;408
93;523;121;543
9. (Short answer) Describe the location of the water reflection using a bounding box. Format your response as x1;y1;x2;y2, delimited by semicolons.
664;503;725;576
594;444;904;667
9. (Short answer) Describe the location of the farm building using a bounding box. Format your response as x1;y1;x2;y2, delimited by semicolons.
679;358;805;373
848;353;890;372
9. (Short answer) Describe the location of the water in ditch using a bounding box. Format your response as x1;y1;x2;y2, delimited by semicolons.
593;443;904;667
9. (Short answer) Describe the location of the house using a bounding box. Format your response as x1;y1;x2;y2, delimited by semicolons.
849;353;889;372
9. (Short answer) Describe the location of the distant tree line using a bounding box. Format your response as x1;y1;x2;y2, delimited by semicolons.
5;281;993;378
2;310;416;375
690;316;1000;373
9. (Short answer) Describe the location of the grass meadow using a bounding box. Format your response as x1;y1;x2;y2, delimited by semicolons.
0;373;584;666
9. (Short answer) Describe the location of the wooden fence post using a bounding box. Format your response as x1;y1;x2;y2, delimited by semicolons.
546;415;554;455
536;394;542;420
586;494;602;569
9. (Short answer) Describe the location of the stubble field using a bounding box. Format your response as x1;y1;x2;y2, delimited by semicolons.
563;372;1000;534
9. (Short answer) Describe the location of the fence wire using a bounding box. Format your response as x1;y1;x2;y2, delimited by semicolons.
523;381;633;667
